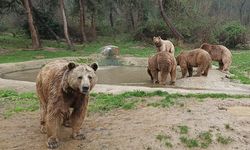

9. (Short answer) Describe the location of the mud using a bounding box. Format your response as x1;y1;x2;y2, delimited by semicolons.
0;99;250;150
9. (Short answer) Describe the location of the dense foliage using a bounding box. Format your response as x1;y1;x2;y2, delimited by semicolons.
0;0;249;47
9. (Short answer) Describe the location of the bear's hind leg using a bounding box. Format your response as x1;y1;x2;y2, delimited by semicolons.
160;71;168;85
222;57;231;72
202;64;210;76
187;66;193;77
147;68;153;81
170;66;176;85
194;65;203;77
218;61;223;70
181;67;187;78
151;70;159;84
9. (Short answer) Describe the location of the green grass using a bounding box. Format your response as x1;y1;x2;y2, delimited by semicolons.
156;134;173;148
180;136;199;148
0;90;38;118
230;51;250;84
0;34;156;63
156;134;171;141
178;125;189;134
216;133;233;144
179;131;213;148
0;34;184;64
1;90;250;117
199;131;213;148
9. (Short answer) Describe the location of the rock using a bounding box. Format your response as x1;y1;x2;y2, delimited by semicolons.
100;45;119;57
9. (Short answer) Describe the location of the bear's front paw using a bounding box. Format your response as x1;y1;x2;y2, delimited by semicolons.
47;138;59;149
72;132;85;140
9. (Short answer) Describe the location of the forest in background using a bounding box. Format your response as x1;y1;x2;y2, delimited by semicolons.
0;0;249;49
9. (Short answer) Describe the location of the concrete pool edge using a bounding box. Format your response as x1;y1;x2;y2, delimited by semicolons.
0;57;250;95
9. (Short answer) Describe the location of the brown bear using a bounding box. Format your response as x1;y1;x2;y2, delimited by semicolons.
153;36;175;55
176;48;212;78
200;43;232;72
147;51;176;85
36;60;98;149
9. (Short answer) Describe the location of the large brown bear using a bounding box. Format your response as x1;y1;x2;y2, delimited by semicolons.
176;49;212;78
200;43;232;72
153;36;175;55
36;60;98;149
147;51;176;85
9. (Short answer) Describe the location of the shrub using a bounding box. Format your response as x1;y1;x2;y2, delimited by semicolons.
216;22;247;48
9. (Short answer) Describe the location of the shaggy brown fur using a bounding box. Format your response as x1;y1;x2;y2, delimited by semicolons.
153;36;175;55
147;51;176;85
176;49;212;78
200;43;232;72
36;60;98;149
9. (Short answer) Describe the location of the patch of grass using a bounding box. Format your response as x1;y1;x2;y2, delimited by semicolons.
178;125;189;134
230;51;250;84
156;134;173;148
1;90;250;117
89;90;250;112
199;131;213;148
165;141;173;148
156;134;171;141
216;133;233;144
0;90;38;118
180;136;199;148
148;96;175;108
0;34;154;63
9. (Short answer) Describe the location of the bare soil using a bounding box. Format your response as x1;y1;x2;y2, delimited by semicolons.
0;98;250;150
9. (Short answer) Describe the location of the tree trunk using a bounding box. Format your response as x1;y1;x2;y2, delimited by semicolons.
239;0;247;24
158;0;184;40
59;0;73;49
129;11;135;30
21;0;41;49
109;6;114;28
79;0;87;43
91;12;97;40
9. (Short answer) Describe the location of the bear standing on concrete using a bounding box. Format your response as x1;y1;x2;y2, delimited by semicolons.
176;49;212;78
153;36;175;56
147;51;176;85
200;43;232;72
36;60;98;149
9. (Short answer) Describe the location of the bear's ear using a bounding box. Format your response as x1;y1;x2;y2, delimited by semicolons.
90;63;98;71
158;36;161;39
68;62;76;70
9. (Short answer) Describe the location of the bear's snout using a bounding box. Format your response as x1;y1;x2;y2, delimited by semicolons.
81;86;89;94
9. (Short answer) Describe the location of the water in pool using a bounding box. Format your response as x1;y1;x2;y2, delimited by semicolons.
2;66;157;85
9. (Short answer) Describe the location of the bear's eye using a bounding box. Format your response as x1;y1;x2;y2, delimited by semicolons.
78;76;83;80
88;75;92;80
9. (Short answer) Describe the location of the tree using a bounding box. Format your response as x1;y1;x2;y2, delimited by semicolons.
59;0;73;49
79;0;87;43
239;0;247;25
21;0;41;49
158;0;183;40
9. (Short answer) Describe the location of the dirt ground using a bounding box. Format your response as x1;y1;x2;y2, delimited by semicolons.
0;58;250;150
0;98;250;150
